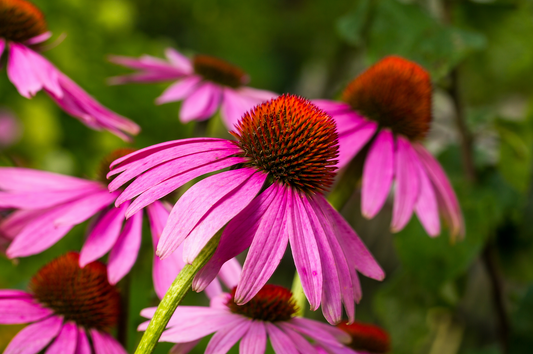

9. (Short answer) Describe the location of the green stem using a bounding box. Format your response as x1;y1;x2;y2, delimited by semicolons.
134;234;220;354
290;272;306;317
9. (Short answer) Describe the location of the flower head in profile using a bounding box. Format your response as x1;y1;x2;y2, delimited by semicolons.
314;56;464;238
109;94;384;324
0;150;166;285
109;50;276;128
0;0;139;140
139;284;353;354
315;321;390;354
0;252;126;354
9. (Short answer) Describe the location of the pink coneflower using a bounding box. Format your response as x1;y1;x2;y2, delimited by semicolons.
0;0;139;140
0;252;126;354
109;94;384;324
0;150;166;285
139;284;354;354
314;56;464;238
315;321;390;354
109;50;276;129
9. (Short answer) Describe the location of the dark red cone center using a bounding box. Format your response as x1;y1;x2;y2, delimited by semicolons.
0;0;47;43
193;54;248;88
337;321;391;353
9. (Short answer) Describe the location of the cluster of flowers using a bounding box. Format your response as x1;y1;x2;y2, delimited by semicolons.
0;0;464;353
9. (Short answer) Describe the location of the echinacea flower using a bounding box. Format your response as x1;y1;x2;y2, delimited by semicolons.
0;150;169;285
0;252;126;354
139;284;353;354
109;50;276;129
315;321;390;354
0;0;139;140
314;56;464;238
109;94;384;324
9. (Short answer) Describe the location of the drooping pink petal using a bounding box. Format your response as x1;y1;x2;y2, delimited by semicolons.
265;323;299;354
157;168;260;260
361;129;394;219
414;154;440;237
239;320;266;354
45;321;77;354
204;279;223;300
0;298;53;324
205;317;251;354
413;143;464;237
25;32;52;45
277;323;319;354
235;186;290;305
192;183;279;292
0;290;32;299
334;111;367;133
90;329;127;354
288;189;322;311
139;306;230;329
108;139;240;191
337;121;378;169
312;100;353;115
156;76;202;105
160;313;242;343
4;315;63;354
180;82;222;122
220;88;254;129
0;167;99;192
107;211;143;284
74;328;91;354
79;203;128;267
315;195;385;281
288;317;351;345
0;186;103;210
391;136;420;232
217;258;242;290
52;190;118;226
165;48;193;73
183;171;267;263
169;341;201;354
109;54;180;71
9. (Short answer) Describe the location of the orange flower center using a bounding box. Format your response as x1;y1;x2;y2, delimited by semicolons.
337;321;391;353
342;56;432;141
30;252;121;331
227;285;298;322
193;54;247;88
0;0;47;43
231;94;339;194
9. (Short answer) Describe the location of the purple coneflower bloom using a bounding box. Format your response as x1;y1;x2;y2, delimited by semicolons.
314;56;464;238
109;94;384;324
139;284;355;354
0;150;166;285
0;0;139;140
0;252;126;354
109;50;276;128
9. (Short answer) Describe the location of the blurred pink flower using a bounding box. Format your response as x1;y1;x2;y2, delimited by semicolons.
0;109;22;148
0;252;126;354
314;56;464;238
109;49;276;128
0;0;139;140
139;284;353;354
109;94;384;324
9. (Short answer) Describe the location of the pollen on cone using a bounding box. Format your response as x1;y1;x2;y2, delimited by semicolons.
342;56;432;141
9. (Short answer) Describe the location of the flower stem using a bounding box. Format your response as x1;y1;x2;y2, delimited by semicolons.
290;272;306;317
134;234;220;354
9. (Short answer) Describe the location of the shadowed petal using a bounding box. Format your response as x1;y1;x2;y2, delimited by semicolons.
45;321;77;354
288;317;351;346
156;76;201;104
165;48;193;73
107;211;143;284
220;88;254;129
0;290;32;299
265;323;299;354
414;153;440;237
205;317;251;354
337;121;378;169
239;320;266;354
0;298;53;324
277;323;318;354
90;329;127;354
362;129;394;219
169;341;201;354
312;100;352;115
74;328;91;354
4;315;63;354
391;136;420;232
180;82;222;122
218;258;242;290
0;39;4;59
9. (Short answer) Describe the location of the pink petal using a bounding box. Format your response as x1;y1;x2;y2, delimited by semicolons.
0;167;99;192
391;136;420;232
204;279;223;300
220;88;253;129
337;121;378;169
288;188;322;311
165;48;193;73
25;32;52;45
217;258;242;290
361;129;394;219
156;76;201;104
0;186;103;210
334;111;367;133
265;323;299;354
108;54;178;71
0;39;5;59
169;341;201;354
414;143;464;237
277;323;318;354
312;100;352;115
180;82;222;122
90;329;127;354
53;190;118;226
107;211;143;284
288;317;351;346
182;171;267;263
4;315;63;354
79;203;128;267
192;183;279;292
45;321;77;354
160;313;242;343
0;298;53;324
414;155;440;237
74;328;91;354
235;185;290;305
205;317;251;354
239;320;266;354
20;46;62;97
0;290;32;299
126;156;247;217
157;168;259;259
237;87;277;102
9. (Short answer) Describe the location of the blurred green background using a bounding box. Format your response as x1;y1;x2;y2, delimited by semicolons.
1;0;533;353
